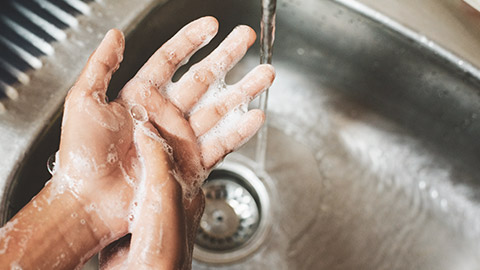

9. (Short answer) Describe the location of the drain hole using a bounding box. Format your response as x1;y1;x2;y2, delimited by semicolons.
194;157;272;264
196;170;261;252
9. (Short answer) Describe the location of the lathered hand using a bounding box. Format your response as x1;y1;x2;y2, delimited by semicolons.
0;16;274;270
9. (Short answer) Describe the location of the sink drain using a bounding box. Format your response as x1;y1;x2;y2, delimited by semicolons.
193;157;272;264
196;178;260;251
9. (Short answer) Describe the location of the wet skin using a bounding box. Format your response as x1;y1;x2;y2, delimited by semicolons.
0;16;275;269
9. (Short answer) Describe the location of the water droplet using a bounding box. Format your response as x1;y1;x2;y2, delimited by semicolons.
296;48;305;55
167;50;176;61
430;189;438;199
130;104;148;122
142;89;151;99
418;181;426;190
128;214;134;221
47;152;58;175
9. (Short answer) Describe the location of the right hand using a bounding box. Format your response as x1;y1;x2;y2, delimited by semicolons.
99;126;205;269
59;15;274;247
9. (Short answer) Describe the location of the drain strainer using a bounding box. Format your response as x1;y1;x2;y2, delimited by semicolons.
193;157;272;264
197;177;260;251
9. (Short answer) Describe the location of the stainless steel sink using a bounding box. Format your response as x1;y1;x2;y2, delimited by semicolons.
2;0;480;269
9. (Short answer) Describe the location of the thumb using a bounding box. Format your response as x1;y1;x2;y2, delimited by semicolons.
67;29;125;104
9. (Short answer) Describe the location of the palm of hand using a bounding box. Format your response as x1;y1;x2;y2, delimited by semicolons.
56;17;274;236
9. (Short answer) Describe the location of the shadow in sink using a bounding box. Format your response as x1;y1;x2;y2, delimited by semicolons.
5;0;480;269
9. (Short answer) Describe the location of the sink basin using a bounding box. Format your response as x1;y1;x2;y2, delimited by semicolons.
2;0;480;269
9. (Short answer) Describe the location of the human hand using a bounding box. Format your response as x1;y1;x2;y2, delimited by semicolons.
99;126;205;269
56;16;274;245
0;16;274;270
97;16;276;269
118;16;275;196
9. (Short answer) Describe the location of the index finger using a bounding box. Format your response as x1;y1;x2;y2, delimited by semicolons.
134;16;219;89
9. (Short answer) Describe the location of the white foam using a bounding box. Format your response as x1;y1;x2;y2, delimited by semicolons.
127;133;147;231
199;99;248;144
188;78;227;115
119;161;135;187
106;144;118;164
0;219;18;255
9;262;22;270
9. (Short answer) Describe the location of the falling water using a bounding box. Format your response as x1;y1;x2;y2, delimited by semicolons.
255;0;276;170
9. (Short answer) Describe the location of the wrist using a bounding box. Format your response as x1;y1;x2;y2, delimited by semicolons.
0;177;115;269
51;171;132;239
49;174;115;242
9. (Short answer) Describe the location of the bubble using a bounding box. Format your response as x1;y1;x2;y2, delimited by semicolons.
130;104;148;122
165;144;173;155
80;219;86;225
142;89;151;99
180;57;190;66
167;50;176;61
107;152;118;164
193;73;203;83
47;152;58;175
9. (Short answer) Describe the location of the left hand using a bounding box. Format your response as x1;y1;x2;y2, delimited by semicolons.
56;16;274;239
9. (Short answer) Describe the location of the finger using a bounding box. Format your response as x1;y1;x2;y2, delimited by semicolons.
118;80;204;185
200;109;265;168
128;127;187;269
135;122;171;176
99;235;131;270
168;25;257;113
189;64;275;137
134;16;218;89
69;29;124;101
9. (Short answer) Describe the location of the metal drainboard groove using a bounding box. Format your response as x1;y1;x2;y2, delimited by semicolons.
0;0;93;112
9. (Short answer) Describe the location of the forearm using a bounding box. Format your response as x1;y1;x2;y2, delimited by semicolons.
0;177;112;269
128;174;187;269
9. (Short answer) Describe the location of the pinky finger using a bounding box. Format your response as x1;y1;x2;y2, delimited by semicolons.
200;109;265;168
